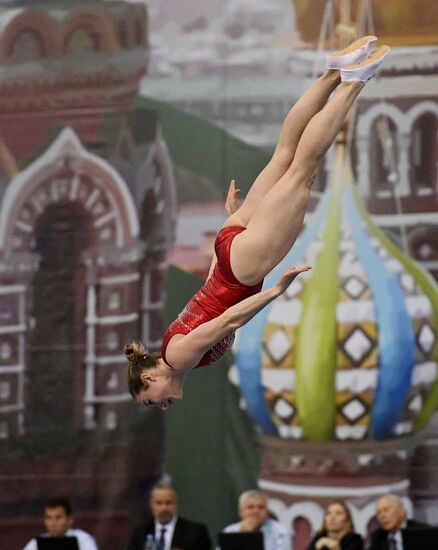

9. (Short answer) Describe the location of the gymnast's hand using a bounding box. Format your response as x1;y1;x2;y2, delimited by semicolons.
225;179;241;215
275;265;312;295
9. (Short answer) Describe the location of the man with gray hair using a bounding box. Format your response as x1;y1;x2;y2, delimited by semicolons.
368;494;428;550
222;490;290;550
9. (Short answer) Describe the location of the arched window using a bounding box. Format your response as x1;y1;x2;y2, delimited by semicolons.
0;342;12;361
0;381;11;401
135;19;145;45
105;410;117;430
106;330;119;351
410;112;437;194
370;116;399;196
108;290;121;311
28;202;93;434
292;516;312;550
118;135;133;162
410;227;438;264
0;421;8;439
118;20;129;48
10;29;45;61
66;27;99;56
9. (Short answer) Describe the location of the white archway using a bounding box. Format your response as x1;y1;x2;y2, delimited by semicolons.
356;101;438;198
0;127;139;256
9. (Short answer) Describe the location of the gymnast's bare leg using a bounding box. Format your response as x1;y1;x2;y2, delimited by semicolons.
226;70;341;228
230;80;364;286
205;70;341;281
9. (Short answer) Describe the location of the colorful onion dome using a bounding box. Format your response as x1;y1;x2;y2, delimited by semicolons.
234;144;438;441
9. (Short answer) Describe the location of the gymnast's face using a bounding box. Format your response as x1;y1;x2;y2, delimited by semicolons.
136;364;183;410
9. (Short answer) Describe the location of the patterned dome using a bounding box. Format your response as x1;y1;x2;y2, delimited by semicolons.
234;145;438;441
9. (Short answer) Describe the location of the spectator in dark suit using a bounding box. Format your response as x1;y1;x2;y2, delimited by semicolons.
127;482;212;550
306;500;363;550
368;494;427;550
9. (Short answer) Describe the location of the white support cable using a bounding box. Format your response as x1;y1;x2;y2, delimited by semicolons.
340;0;350;28
357;6;365;37
342;0;409;256
313;0;335;79
375;98;410;254
345;0;376;158
357;0;375;37
366;0;375;35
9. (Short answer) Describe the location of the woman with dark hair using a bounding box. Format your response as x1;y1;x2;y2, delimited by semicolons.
307;501;363;550
124;37;390;410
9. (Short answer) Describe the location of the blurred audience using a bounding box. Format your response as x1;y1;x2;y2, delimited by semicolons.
127;482;212;550
306;500;363;550
22;497;98;550
368;494;428;550
222;489;291;550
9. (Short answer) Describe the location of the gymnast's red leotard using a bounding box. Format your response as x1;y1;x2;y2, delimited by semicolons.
161;226;263;368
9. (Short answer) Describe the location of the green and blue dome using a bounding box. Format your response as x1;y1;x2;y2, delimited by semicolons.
234;145;438;441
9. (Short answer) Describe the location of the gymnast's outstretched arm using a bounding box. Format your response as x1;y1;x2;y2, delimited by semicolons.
165;265;310;370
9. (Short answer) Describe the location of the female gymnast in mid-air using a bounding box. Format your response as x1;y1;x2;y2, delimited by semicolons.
124;37;390;410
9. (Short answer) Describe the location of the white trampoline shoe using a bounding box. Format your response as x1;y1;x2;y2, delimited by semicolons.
326;35;377;70
341;45;391;83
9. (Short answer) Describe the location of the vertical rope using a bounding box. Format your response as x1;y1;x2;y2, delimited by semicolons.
376;103;410;254
313;0;335;79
